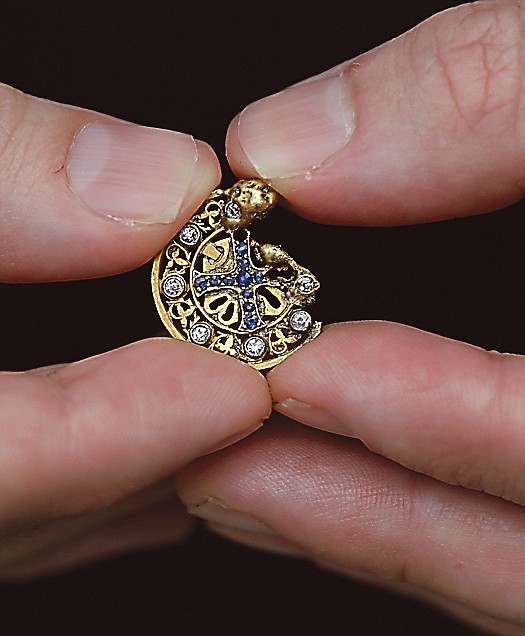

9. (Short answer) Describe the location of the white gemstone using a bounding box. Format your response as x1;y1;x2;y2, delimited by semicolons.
162;274;186;298
289;310;312;332
178;223;201;246
243;336;266;359
224;200;242;219
189;322;212;345
296;274;317;294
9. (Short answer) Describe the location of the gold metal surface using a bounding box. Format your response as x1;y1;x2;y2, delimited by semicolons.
152;179;321;371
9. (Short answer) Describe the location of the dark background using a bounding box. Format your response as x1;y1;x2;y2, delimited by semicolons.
1;1;522;634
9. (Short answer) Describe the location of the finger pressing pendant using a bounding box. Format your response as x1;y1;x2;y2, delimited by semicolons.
151;179;321;371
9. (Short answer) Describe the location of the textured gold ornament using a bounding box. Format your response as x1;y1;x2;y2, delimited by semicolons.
152;179;321;371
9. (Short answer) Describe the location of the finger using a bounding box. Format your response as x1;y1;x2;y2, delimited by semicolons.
0;338;270;524
177;418;525;627
269;321;525;506
0;83;220;282
0;498;192;581
208;507;525;635
0;477;181;571
226;0;525;225
317;561;525;636
201;502;525;634
207;521;308;559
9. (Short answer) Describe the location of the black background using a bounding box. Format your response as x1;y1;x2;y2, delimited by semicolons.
1;1;522;634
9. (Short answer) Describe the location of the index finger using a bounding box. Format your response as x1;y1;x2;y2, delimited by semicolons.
0;339;271;525
226;0;525;225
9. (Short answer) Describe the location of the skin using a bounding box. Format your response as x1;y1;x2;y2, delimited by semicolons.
2;0;525;633
0;86;271;576
180;1;525;633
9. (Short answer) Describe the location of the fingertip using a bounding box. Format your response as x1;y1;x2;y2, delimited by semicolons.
225;113;257;179
183;139;222;214
70;337;272;439
267;321;353;398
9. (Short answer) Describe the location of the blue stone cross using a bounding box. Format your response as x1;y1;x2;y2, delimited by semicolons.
193;239;268;331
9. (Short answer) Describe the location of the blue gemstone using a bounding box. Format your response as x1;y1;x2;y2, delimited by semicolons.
244;315;259;330
242;289;253;299
237;272;253;288
210;276;221;286
244;302;255;312
196;283;206;292
255;271;265;283
236;243;248;256
240;258;249;267
195;276;206;286
224;276;235;285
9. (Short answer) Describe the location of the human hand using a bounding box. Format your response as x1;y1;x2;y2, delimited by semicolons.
177;1;525;632
0;86;271;578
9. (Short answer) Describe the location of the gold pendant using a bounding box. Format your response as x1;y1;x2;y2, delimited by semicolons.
151;179;321;371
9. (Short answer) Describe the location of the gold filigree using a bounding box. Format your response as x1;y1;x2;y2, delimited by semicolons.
211;333;238;357
202;290;240;328
152;179;321;371
258;285;288;318
268;325;300;355
200;237;233;272
168;301;196;330
166;244;191;269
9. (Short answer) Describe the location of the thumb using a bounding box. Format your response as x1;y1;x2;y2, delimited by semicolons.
0;84;220;282
226;0;525;225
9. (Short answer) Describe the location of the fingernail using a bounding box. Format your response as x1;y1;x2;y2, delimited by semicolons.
237;67;356;180
67;122;201;225
274;398;350;436
187;497;276;535
209;522;306;558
